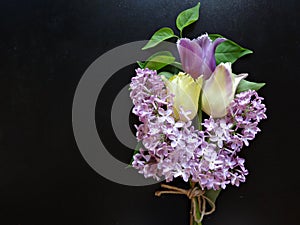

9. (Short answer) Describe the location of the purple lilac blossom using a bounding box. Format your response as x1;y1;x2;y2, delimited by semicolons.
130;68;266;190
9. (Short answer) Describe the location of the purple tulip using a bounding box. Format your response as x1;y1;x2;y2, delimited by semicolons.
177;34;226;79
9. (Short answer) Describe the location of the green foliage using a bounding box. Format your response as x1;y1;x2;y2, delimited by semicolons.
158;71;174;80
205;189;221;203
142;27;177;50
236;79;266;93
128;142;142;166
142;2;201;50
176;2;200;37
137;51;175;71
209;34;253;64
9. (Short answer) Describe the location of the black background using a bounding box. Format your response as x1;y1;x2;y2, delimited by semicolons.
1;0;300;224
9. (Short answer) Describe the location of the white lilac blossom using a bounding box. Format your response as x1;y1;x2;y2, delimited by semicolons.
130;68;266;190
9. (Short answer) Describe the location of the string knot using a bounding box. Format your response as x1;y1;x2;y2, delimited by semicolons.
155;183;216;224
186;186;204;199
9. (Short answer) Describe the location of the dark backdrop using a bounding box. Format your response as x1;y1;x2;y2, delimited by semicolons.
1;0;299;225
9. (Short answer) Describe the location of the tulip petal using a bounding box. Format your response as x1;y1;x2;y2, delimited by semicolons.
177;35;226;80
202;63;247;118
233;73;248;90
164;73;203;122
177;38;211;79
196;34;226;74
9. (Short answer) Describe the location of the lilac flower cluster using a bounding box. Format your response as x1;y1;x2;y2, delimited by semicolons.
130;68;267;190
130;68;203;182
200;90;267;189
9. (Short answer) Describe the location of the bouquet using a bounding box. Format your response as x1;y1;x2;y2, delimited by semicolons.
129;2;267;225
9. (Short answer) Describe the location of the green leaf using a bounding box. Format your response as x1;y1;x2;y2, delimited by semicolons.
142;27;178;50
171;61;183;71
205;189;221;203
236;79;266;93
158;71;174;80
137;61;146;68
160;62;182;75
176;2;200;37
208;33;223;41
128;142;142;166
142;51;175;71
208;34;253;64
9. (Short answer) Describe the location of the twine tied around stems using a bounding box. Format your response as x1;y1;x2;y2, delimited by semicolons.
155;184;215;224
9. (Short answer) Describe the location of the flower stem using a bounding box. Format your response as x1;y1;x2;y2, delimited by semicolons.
189;182;202;225
197;110;202;131
197;91;203;131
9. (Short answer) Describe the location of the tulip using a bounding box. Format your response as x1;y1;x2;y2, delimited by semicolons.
201;62;248;118
177;34;247;118
177;34;226;80
163;72;203;122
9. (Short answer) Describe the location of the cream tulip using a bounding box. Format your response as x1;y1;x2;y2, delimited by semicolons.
201;62;247;118
163;72;203;122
